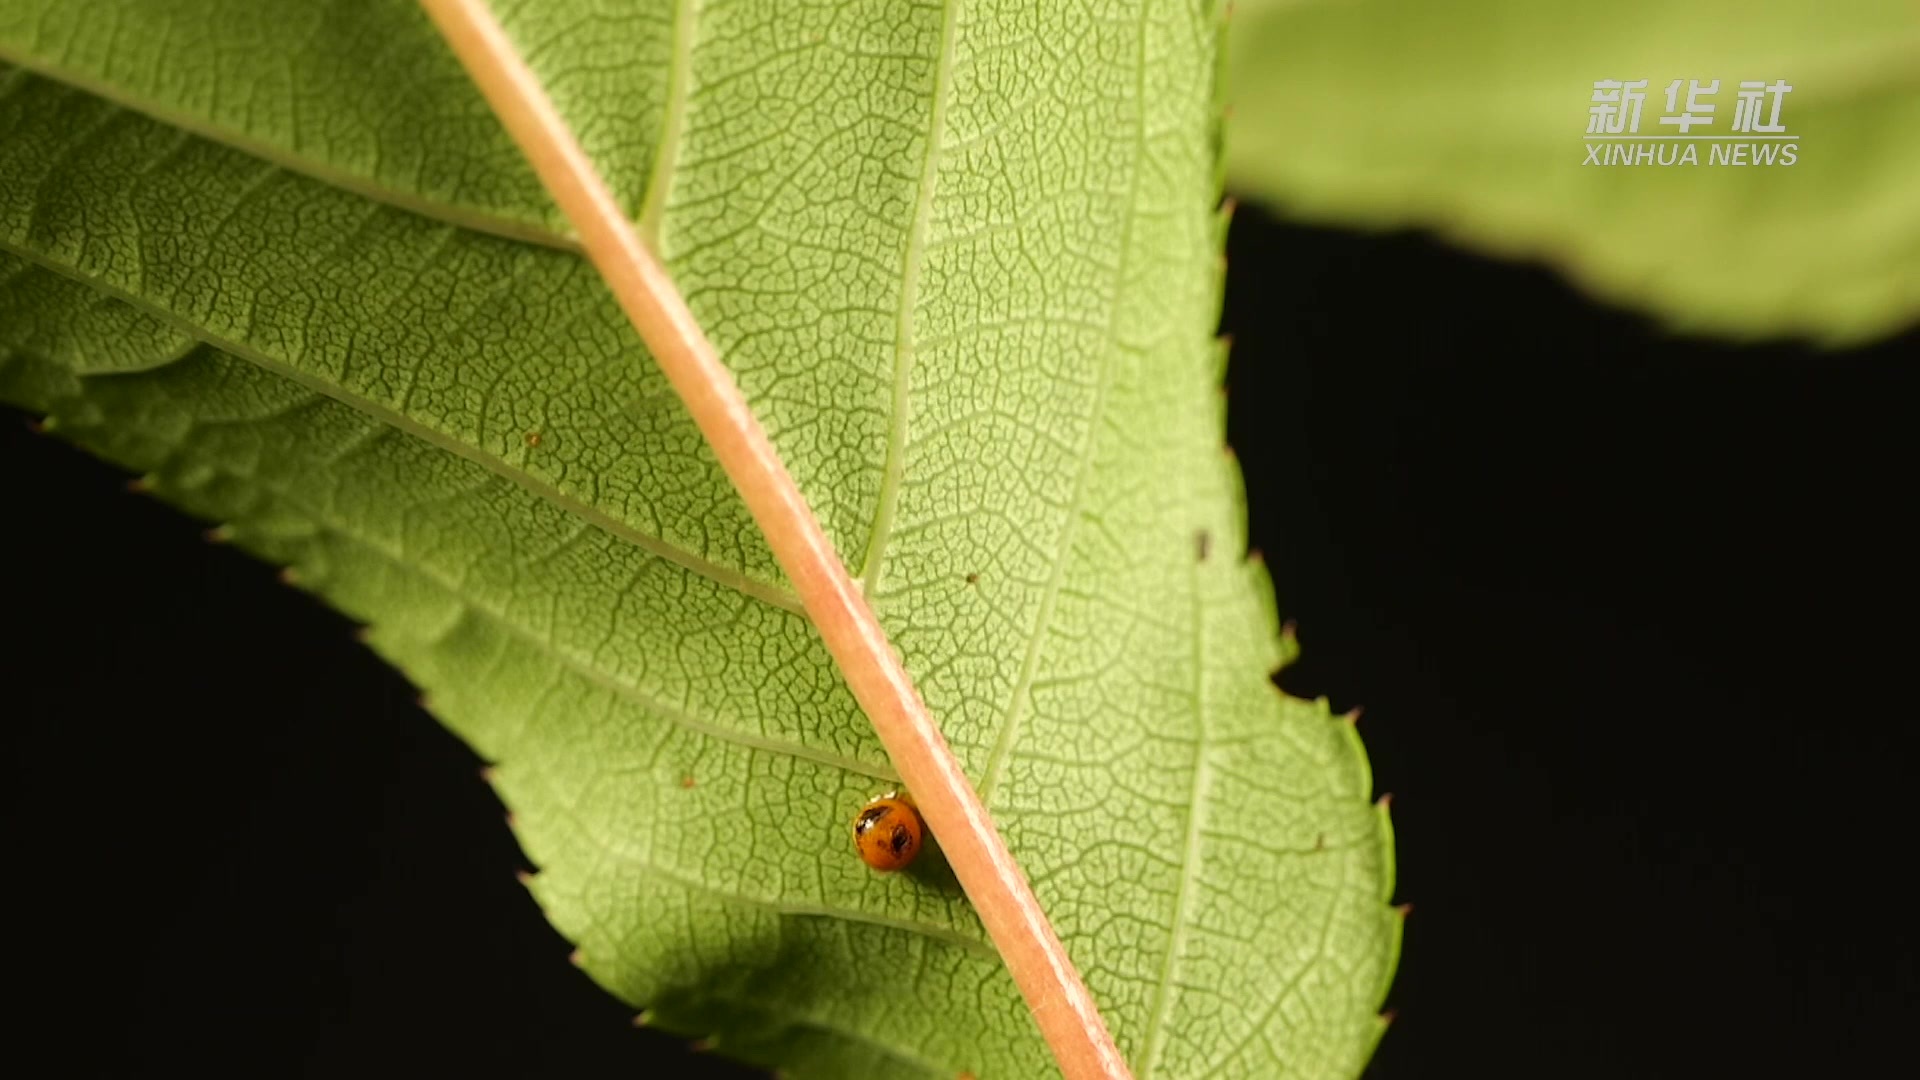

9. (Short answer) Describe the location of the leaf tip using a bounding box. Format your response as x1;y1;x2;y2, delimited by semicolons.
1344;705;1365;726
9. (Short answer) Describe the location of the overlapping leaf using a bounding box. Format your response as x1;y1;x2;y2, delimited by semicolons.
0;1;1397;1075
1223;0;1920;345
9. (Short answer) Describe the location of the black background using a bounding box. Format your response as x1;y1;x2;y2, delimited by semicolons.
4;207;1913;1077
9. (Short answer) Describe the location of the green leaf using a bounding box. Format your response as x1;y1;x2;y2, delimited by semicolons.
0;1;1398;1075
1223;0;1920;345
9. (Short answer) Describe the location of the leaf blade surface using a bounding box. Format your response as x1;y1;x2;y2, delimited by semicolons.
0;1;1398;1073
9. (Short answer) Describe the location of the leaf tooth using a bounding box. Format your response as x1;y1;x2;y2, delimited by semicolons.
1273;618;1302;676
24;414;50;435
125;473;155;495
1374;786;1402;904
204;524;234;545
1361;1007;1399;1064
513;869;535;888
630;1010;651;1029
567;948;584;968
1344;705;1366;726
276;565;302;588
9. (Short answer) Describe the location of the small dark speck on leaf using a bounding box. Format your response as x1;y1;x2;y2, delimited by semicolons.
965;572;979;585
1195;529;1212;562
1313;834;1326;851
524;430;543;448
680;775;696;789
